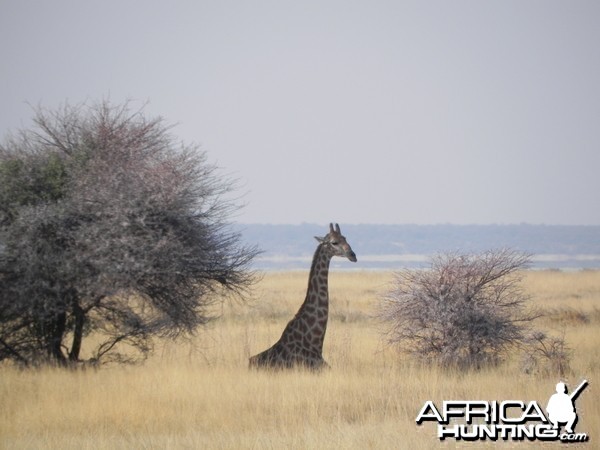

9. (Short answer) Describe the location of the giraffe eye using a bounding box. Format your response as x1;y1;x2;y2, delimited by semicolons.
331;241;339;246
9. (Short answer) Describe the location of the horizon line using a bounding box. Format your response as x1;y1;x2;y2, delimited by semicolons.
233;222;600;227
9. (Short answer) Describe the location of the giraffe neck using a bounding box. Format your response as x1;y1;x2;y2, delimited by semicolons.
294;243;332;350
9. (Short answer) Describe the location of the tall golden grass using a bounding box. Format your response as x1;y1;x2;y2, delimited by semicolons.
1;270;599;449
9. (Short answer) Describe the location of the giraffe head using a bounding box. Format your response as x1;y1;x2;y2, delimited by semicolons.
315;223;357;262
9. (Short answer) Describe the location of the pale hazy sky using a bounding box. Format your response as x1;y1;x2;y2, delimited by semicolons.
2;1;599;225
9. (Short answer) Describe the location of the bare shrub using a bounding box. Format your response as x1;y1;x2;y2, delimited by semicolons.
378;250;536;369
520;331;572;376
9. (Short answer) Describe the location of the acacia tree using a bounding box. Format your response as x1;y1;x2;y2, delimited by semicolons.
0;101;258;366
378;250;537;369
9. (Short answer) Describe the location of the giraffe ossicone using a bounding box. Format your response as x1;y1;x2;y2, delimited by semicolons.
249;223;357;370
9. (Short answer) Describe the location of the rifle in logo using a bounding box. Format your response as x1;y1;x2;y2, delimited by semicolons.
570;379;589;400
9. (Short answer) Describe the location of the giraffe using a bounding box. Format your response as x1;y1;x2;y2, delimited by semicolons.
249;223;357;370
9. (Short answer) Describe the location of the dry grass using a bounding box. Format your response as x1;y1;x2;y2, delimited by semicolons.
1;270;599;449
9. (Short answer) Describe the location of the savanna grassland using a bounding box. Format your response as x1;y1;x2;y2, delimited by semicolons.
1;270;599;449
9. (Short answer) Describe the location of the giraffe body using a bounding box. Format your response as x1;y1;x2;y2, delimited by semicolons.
249;223;356;370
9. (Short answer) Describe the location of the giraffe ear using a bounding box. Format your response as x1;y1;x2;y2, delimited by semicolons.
315;236;325;243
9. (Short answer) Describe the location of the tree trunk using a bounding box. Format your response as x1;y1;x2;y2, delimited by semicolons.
69;301;85;361
48;312;67;365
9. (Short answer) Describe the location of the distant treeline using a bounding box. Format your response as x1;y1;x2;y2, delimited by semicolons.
236;224;600;270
